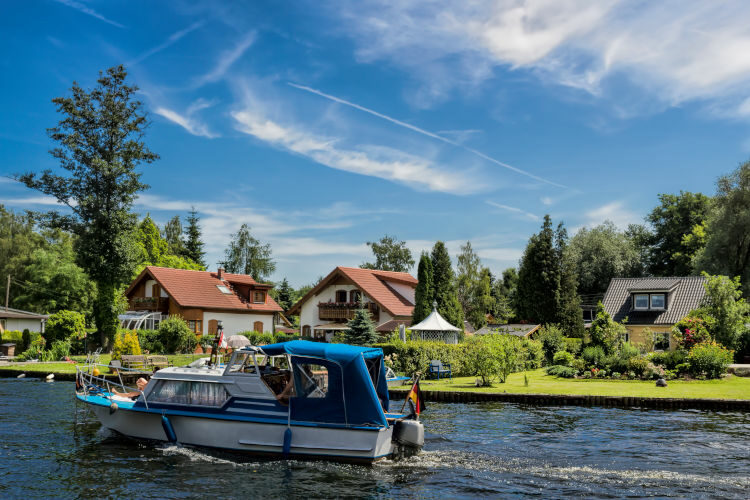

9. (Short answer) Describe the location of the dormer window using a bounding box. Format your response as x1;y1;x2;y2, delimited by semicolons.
253;291;265;303
217;285;232;294
634;294;649;310
650;294;665;309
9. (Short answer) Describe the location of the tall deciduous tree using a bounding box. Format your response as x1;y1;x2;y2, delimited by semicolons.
430;241;463;328
699;273;749;351
183;207;206;267
222;224;276;282
16;66;158;345
361;234;415;272
412;252;434;323
646;191;711;276
133;216;202;274
568;221;644;297
694;161;750;296
456;241;494;329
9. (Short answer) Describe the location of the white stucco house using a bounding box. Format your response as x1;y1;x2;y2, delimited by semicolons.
287;266;417;342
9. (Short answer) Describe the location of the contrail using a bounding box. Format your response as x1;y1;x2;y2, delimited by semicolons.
288;82;566;189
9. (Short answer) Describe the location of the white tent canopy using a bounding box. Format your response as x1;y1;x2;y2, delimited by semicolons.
409;302;460;344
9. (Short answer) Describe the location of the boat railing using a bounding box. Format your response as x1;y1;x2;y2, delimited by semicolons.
75;363;149;410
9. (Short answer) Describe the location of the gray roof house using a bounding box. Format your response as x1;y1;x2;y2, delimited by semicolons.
601;276;707;350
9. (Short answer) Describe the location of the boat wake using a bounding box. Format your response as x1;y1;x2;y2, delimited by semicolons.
157;444;259;467
378;449;750;490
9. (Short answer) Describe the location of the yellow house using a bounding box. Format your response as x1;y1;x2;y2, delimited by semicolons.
601;276;707;351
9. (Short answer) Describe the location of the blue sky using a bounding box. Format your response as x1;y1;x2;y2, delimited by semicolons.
2;0;750;287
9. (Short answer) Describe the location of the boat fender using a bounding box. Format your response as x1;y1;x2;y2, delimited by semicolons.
161;415;177;443
92;368;100;377
109;402;118;414
17;373;25;378
46;374;55;381
282;428;292;456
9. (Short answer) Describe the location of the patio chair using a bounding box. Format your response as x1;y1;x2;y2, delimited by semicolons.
428;360;452;380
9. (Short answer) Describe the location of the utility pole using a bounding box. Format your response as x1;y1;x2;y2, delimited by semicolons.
5;275;10;311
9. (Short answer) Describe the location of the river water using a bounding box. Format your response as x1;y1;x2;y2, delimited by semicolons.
1;378;748;499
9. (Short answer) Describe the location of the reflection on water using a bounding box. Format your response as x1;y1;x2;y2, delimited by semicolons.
0;379;748;498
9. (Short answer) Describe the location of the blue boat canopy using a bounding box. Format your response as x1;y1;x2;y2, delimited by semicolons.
259;340;389;428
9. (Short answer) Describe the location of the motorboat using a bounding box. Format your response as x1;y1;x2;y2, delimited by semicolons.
75;340;424;463
385;366;411;388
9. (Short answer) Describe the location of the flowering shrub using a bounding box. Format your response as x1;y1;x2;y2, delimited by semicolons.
672;316;712;350
686;340;733;379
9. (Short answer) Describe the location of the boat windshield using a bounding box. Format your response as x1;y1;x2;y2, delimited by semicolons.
225;352;258;375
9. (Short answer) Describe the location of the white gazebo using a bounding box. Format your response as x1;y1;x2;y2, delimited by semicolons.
409;302;461;344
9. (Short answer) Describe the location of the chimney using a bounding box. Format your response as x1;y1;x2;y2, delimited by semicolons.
217;267;224;280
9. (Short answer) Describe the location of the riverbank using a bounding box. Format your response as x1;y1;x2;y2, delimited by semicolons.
390;369;750;410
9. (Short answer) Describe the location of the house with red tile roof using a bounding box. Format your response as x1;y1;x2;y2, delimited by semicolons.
123;266;284;336
286;266;417;342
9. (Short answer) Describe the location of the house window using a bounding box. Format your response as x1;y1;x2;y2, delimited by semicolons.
253;291;265;303
650;294;665;309
621;331;629;343
253;321;264;333
350;290;361;303
634;294;649;310
335;290;347;303
302;325;311;336
187;320;203;334
654;332;670;350
217;285;232;294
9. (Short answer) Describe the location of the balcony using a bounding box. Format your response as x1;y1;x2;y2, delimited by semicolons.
318;302;379;322
129;296;169;312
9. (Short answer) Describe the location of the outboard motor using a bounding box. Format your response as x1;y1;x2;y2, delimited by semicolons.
392;419;424;459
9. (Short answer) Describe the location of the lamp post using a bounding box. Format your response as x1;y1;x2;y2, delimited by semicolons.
210;320;224;367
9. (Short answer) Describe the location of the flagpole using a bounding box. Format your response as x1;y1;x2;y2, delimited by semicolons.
401;372;422;413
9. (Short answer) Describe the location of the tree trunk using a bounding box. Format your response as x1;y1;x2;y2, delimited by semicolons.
94;281;119;350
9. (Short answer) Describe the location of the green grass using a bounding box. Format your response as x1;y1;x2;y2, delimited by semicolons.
0;353;208;375
409;369;750;400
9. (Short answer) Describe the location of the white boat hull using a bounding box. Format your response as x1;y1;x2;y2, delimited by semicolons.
88;400;394;462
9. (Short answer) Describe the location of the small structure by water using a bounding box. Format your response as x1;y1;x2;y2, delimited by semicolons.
409;302;461;344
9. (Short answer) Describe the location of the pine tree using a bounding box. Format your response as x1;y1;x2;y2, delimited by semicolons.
430;241;463;328
275;277;294;312
413;252;434;323
345;302;378;345
516;215;560;325
183;207;206;267
163;215;185;256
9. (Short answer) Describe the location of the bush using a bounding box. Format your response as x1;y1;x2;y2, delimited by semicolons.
552;350;574;367
536;324;565;364
238;331;275;345
48;339;72;360
137;329;164;354
563;337;583;355
519;338;544;370
648;349;687;370
375;340;468;377
626;357;649;377
45;310;86;347
465;335;517;385
112;330;142;359
158;316;196;354
672;316;712;350
17;335;46;361
686;341;734;379
22;329;31;350
582;345;606;367
571;357;586;373
588;303;627;355
546;365;577;378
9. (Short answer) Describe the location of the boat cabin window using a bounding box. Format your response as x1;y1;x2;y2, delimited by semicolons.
148;380;229;407
293;363;329;399
226;351;258;375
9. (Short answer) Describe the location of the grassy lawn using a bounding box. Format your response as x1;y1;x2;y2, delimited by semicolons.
406;369;750;400
0;353;209;375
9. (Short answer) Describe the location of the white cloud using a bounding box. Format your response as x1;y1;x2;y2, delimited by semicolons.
477;247;523;262
154;99;218;138
53;0;124;28
231;105;480;194
335;0;750;116
582;200;638;229
289;82;565;188
196;33;255;86
486;200;539;221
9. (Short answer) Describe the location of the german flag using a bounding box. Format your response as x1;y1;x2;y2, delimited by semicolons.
406;379;426;415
